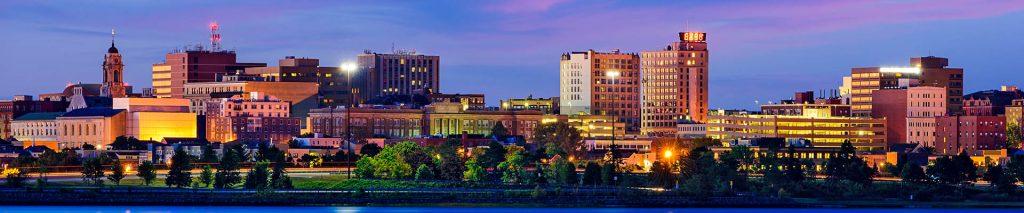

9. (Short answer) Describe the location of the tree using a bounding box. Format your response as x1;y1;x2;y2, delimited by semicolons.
82;143;96;150
953;151;978;183
463;158;488;182
565;161;578;185
545;158;572;185
80;157;105;186
982;164;1015;193
488;121;509;138
1007;155;1024;184
137;161;157;186
200;144;218;163
783;145;805;183
244;161;271;191
600;162;616;185
107;159;125;185
214;149;242;189
367;143;414;179
438;155;465;181
3;168;26;188
900;161;927;183
581;162;602;186
532;122;584;158
498;146;528;183
200;165;214;188
1007;123;1022;149
110;136;147;150
480;141;506;170
360;143;382;157
165;148;193;188
679;147;739;196
648;161;675;189
354;156;375;178
415;164;434;181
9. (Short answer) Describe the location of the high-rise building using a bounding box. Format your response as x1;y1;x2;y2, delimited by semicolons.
101;31;127;98
641;32;709;137
870;87;946;146
559;49;641;132
913;56;964;115
243;56;355;108
850;67;920;117
152;49;265;98
356;50;440;102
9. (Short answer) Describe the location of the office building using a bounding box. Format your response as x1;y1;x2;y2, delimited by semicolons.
566;114;625;138
243;56;356;107
10;112;64;149
356;50;440;101
934;115;1006;155
501;96;558;114
641;32;710;136
307;102;548;142
429;93;485;110
113;98;197;142
850;67;920;117
152;49;265;98
707;108;887;150
913;56;964;115
206;92;300;144
559;49;641;132
56;108;126;150
871;87;946;145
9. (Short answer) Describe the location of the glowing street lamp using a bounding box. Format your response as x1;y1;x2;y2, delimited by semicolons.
664;150;673;158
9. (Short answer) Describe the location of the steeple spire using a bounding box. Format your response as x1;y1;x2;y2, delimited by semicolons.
111;28;116;47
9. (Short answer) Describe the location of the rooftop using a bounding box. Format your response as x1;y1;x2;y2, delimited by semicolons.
63;107;124;117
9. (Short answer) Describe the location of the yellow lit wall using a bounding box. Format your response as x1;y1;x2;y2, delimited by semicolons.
132;112;197;141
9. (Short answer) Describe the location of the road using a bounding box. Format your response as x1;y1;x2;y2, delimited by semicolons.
20;167;352;182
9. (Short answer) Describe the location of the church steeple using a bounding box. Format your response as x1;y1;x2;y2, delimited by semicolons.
102;28;126;98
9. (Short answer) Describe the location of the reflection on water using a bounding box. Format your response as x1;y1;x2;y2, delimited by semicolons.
0;206;1019;213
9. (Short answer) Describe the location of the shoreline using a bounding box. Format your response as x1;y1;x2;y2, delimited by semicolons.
1;190;1023;208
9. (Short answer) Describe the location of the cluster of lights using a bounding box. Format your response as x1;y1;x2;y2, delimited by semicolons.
879;67;921;74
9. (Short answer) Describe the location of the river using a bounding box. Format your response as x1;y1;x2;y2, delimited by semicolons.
1;207;1021;213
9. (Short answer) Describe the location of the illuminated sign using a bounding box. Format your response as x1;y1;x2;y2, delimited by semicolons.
879;67;921;74
679;32;706;42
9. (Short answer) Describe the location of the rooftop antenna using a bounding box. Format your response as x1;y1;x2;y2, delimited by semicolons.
210;22;221;51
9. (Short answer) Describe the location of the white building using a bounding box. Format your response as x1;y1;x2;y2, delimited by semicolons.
559;51;592;115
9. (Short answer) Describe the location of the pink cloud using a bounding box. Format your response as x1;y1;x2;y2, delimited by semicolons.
484;0;573;14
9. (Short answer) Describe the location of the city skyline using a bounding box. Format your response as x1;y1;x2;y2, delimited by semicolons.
2;0;1024;109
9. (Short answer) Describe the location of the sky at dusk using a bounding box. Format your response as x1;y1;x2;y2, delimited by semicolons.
1;0;1023;110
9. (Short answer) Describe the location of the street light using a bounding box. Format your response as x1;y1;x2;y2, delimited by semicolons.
341;61;357;179
606;70;620;185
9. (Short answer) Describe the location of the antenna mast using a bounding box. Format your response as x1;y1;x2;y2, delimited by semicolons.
210;22;221;51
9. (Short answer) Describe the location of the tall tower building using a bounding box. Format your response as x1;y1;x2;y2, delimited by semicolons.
914;56;964;115
102;29;127;98
152;24;266;98
559;49;641;132
640;32;709;137
355;50;440;102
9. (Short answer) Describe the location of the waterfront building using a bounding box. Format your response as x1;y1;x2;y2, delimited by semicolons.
706;108;887;150
871;86;946;145
0;95;70;139
559;49;641;132
934;115;1006;155
356;50;440;101
307;102;546;142
152;48;266;98
243;56;355;107
501;96;558;114
641;32;710;137
566;114;625;138
429;93;485;110
961;88;1023;116
182;80;318;118
205;93;300;144
56;108;126;150
113;98;197;142
9;112;64;149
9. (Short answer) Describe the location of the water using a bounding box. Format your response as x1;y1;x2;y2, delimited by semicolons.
0;207;1021;213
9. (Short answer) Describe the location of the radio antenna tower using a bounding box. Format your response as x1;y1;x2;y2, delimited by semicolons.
210;22;221;51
